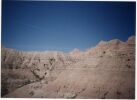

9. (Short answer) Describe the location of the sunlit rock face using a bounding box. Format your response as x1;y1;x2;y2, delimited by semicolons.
1;36;135;99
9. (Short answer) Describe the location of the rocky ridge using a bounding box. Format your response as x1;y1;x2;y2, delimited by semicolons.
1;36;135;98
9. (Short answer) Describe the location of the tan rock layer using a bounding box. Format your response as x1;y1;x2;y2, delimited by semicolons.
1;36;135;98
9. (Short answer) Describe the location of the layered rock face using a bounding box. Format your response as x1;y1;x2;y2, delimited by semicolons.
1;48;76;96
1;36;135;99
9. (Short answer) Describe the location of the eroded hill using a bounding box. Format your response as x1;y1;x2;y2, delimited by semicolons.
1;36;135;98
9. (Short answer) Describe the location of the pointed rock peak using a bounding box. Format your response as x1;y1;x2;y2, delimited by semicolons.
98;40;107;46
108;39;122;45
127;36;135;44
69;48;81;56
71;48;80;53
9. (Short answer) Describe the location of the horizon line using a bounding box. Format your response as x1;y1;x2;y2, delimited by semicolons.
2;35;135;52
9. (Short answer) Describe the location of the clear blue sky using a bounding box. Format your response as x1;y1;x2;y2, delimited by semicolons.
2;1;136;52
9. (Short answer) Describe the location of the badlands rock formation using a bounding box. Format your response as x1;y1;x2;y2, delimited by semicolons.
1;36;135;98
